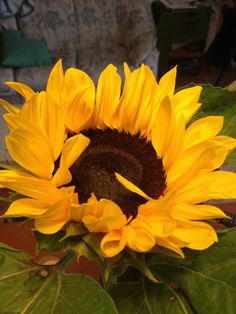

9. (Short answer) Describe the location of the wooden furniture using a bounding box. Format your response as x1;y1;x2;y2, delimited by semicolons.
151;2;212;77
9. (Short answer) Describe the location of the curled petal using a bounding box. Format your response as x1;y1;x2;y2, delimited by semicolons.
74;196;127;233
82;207;127;233
101;227;127;257
127;219;155;252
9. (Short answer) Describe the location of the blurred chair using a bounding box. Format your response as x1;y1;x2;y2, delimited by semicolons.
74;0;159;81
0;0;159;95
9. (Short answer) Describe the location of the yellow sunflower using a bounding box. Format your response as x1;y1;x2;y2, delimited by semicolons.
1;60;236;258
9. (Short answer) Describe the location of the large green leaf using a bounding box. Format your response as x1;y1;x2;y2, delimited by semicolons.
0;243;117;314
109;276;193;314
149;229;236;314
198;84;236;137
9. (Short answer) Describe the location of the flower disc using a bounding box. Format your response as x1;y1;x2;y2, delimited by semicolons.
70;129;166;218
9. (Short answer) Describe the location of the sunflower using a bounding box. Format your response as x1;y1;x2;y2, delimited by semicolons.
1;60;236;258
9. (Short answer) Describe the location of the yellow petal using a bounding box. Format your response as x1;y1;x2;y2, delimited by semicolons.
173;174;212;204
64;67;94;88
211;135;236;150
183;116;224;150
4;82;35;100
173;171;236;205
101;227;127;257
151;96;173;158
116;65;148;134
155;237;185;258
133;71;158;136
35;92;65;160
61;134;90;168
115;172;151;200
137;194;176;237
83;213;126;233
0;170;63;201
51;168;72;188
62;67;95;132
0;98;20;113
95;64;122;129
35;198;70;234
20;92;66;160
138;200;176;238
167;141;228;189
169;203;227;220
172;86;202;122
152;96;185;169
65;86;95;133
3;113;33;132
124;62;132;79
208;171;236;199
46;59;64;104
163;114;185;170
172;219;217;250
52;134;90;187
158;66;177;99
138;193;174;216
81;198;127;233
6;127;54;179
144;83;160;137
128;218;155;252
4;198;50;218
144;215;176;238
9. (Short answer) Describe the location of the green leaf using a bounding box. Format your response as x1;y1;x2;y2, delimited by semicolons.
63;221;87;239
150;229;236;314
109;276;193;314
34;231;65;252
82;233;104;260
64;236;101;261
0;243;117;314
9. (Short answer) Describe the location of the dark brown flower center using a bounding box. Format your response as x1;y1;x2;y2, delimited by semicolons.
70;129;166;218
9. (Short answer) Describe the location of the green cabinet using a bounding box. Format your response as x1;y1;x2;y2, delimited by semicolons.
152;3;211;77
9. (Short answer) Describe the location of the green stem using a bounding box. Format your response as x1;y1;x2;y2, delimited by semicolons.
58;251;76;269
163;281;190;314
